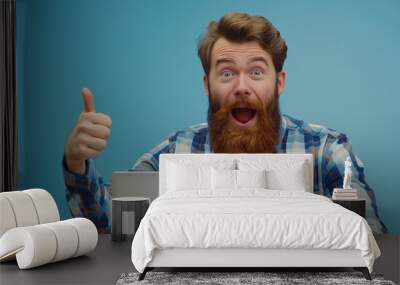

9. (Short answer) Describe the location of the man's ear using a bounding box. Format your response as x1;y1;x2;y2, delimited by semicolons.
277;71;286;96
203;75;209;97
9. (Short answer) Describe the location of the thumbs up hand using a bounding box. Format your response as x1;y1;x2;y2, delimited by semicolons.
64;88;112;175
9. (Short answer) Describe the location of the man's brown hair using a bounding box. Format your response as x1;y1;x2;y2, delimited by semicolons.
197;12;288;75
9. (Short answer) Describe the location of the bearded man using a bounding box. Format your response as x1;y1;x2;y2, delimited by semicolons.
63;13;387;235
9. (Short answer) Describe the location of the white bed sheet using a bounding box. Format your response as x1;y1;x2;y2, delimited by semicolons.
131;189;380;273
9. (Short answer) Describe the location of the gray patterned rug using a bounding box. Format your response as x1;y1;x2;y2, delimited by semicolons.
116;271;396;285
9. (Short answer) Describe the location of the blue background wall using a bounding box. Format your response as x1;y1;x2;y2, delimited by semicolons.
16;0;400;233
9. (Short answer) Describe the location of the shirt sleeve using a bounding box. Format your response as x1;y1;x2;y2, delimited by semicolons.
322;134;388;235
62;155;111;233
130;132;177;171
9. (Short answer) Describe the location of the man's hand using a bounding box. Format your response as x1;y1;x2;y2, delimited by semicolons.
64;88;112;175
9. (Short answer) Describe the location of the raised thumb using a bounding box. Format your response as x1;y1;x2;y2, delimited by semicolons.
81;87;96;112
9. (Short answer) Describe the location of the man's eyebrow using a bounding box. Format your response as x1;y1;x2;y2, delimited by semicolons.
214;56;269;68
215;58;235;67
247;56;269;66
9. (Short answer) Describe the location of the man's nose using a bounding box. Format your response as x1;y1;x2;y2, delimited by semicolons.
234;73;251;97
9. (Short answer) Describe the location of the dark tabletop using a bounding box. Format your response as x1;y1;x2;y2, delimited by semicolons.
0;234;398;285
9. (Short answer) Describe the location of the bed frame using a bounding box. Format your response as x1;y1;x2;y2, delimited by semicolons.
138;154;372;281
140;248;371;280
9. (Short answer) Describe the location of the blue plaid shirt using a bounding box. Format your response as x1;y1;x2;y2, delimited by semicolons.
63;114;388;234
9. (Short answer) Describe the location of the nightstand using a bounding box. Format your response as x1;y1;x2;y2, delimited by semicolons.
332;199;366;218
111;197;150;242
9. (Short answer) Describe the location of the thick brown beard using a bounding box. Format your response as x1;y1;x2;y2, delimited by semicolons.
208;86;281;153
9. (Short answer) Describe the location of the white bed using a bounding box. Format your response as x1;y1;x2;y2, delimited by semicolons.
131;154;380;281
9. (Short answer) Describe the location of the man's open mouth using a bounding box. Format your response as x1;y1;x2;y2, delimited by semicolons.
231;107;257;126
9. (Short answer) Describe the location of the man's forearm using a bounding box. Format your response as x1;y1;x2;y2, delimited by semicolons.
63;156;111;232
66;184;111;233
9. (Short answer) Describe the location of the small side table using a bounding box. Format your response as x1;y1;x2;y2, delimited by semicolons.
112;197;150;242
332;199;366;218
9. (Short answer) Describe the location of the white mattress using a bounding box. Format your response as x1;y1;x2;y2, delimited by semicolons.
131;189;380;273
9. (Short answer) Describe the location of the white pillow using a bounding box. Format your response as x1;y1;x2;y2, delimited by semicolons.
167;162;211;191
266;162;307;191
211;168;236;190
165;159;236;192
238;159;308;191
211;168;268;190
237;169;267;189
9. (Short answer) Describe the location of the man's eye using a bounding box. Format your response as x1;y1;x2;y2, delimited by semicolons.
222;70;234;77
250;68;263;77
